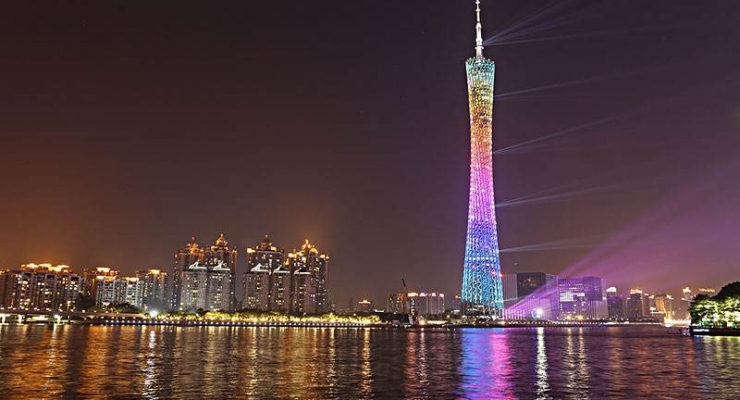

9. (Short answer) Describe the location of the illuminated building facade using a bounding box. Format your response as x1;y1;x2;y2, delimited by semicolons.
387;293;410;314
357;299;374;313
606;287;625;320
450;295;462;312
289;240;330;314
625;289;649;320
205;234;237;310
115;277;141;306
172;238;203;309
413;292;446;316
290;252;314;313
389;291;446;316
650;293;674;320
558;276;607;320
677;287;716;320
502;274;518;309
243;236;285;311
244;237;330;313
136;269;170;311
0;264;82;311
83;267;120;308
680;287;693;320
503;272;559;320
179;258;233;311
172;235;236;311
346;297;356;314
269;263;292;312
460;0;504;315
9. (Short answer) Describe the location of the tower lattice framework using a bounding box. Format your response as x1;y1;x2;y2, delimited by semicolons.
461;0;504;315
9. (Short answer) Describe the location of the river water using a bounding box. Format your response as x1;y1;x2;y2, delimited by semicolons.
0;325;738;399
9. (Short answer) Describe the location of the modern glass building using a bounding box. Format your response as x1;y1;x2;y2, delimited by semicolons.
558;276;607;320
461;0;504;315
502;272;559;320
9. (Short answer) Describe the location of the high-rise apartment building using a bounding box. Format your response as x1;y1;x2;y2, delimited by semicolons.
387;293;409;314
243;236;285;311
243;237;330;313
269;262;292;312
0;264;82;311
204;234;237;310
388;291;446;316
172;238;203;309
450;295;463;312
651;293;674;320
179;258;233;311
288;240;329;314
115;277;141;307
606;287;625;320
172;235;236;311
625;289;648;320
83;267;120;308
358;299;374;313
680;287;693;320
412;292;446;316
290;252;314;314
136;269;170;311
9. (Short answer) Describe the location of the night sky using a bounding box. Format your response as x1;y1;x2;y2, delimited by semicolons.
1;1;738;307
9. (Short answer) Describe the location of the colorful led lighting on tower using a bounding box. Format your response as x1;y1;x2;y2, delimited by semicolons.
461;0;504;315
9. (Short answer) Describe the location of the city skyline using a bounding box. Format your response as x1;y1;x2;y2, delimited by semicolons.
0;1;738;305
1;2;739;399
0;254;719;315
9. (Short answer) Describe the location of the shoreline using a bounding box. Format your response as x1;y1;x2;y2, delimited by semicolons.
690;327;740;336
1;320;677;330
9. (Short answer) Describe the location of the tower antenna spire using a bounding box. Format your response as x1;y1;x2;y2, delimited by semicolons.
475;0;484;58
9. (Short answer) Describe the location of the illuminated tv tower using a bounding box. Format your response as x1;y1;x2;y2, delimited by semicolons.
460;0;504;315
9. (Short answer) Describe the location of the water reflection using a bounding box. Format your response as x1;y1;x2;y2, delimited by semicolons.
458;328;514;399
535;327;551;399
360;328;373;398
563;328;590;399
142;329;157;396
0;325;739;399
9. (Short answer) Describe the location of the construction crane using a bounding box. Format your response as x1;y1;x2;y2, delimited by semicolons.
401;277;416;326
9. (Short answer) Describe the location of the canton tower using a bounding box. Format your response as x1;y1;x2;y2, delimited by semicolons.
460;0;504;315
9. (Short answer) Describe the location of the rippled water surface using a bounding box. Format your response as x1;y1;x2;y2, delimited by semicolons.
1;325;739;399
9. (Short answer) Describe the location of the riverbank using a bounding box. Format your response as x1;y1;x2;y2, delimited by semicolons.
690;326;740;336
80;319;669;330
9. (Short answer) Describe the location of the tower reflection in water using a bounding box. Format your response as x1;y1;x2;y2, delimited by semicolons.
458;328;515;399
2;326;738;399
